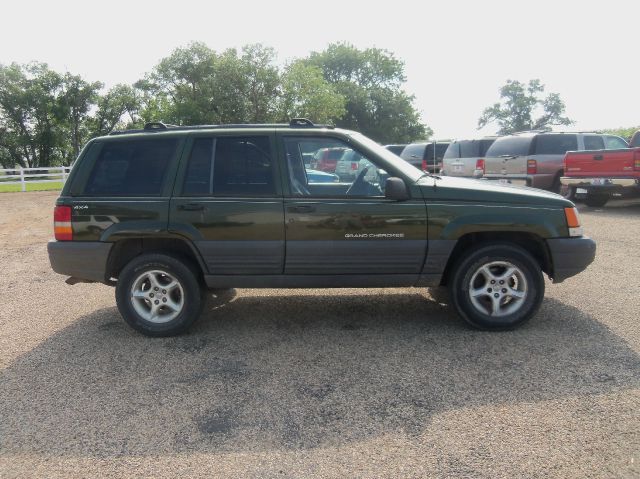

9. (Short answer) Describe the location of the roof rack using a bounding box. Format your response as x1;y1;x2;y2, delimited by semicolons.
109;118;334;136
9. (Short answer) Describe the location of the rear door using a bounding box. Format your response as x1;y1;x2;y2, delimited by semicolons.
169;132;285;275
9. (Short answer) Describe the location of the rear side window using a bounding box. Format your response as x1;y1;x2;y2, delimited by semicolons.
83;139;179;196
478;139;496;156
485;136;532;157
534;134;578;155
459;140;480;158
182;136;275;196
584;136;605;150
604;135;628;149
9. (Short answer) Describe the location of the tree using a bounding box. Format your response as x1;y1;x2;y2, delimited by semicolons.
0;62;69;168
90;84;141;136
601;126;640;142
59;73;102;158
278;61;345;123
304;43;428;143
478;79;573;134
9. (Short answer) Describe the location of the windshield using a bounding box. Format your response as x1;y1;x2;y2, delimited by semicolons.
348;132;423;182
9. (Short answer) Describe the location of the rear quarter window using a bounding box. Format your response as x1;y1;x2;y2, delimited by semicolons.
603;135;628;149
443;142;460;159
401;143;427;160
533;134;578;155
83;139;179;196
485;136;532;157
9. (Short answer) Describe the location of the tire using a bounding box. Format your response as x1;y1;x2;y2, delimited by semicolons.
559;184;576;201
584;193;609;207
449;243;545;330
115;253;204;337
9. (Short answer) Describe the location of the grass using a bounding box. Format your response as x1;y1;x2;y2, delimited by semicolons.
0;182;63;193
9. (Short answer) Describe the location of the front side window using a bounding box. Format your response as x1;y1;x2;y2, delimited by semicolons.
534;134;578;155
182;136;275;196
284;137;388;197
84;139;179;196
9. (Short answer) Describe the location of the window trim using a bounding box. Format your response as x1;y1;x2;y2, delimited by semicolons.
175;133;280;198
280;134;395;200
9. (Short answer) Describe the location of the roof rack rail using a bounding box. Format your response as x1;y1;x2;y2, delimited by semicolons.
290;118;314;127
108;119;335;136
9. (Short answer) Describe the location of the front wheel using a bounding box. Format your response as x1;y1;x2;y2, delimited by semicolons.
449;244;545;330
116;254;203;337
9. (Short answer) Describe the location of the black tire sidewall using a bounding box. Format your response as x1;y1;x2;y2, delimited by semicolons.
450;244;545;330
115;254;203;337
585;194;609;207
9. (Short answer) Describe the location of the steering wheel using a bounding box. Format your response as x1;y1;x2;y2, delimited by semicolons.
345;166;370;196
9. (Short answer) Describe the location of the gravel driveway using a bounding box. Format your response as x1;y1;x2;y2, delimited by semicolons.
1;191;638;478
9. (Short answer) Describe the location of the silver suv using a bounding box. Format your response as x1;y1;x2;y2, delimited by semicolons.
482;132;628;193
441;138;497;178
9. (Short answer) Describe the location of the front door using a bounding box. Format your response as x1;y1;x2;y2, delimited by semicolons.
280;135;427;276
169;133;285;275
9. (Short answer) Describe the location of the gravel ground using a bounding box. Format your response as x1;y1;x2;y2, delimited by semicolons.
0;191;639;478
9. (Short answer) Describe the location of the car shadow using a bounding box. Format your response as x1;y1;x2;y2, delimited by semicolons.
1;292;638;457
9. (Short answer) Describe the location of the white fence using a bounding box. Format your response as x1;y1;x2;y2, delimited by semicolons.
0;166;71;192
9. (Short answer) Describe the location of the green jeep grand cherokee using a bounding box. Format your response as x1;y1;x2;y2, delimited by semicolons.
48;120;596;336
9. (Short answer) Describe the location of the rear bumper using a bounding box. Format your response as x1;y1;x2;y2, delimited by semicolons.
48;240;112;283
560;177;639;192
547;237;596;283
482;174;554;189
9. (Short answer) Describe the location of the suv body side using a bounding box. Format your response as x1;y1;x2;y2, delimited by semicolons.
483;133;627;191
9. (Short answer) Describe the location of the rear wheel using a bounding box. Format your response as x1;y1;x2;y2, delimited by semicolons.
116;254;203;337
584;193;609;207
449;243;545;330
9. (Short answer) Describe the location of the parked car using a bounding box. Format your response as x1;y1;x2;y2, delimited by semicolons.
309;147;347;173
441;137;498;178
384;144;407;156
482;131;628;193
48;119;595;336
560;145;640;206
335;149;365;181
400;141;450;173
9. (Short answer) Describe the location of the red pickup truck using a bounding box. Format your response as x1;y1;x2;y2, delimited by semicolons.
561;131;640;207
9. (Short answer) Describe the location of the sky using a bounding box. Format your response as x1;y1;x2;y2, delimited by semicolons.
1;0;638;140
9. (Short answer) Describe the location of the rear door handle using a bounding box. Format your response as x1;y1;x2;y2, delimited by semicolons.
593;154;603;160
178;203;205;211
288;205;316;213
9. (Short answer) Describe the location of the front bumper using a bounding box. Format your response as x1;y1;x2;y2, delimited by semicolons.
48;240;113;283
547;237;596;283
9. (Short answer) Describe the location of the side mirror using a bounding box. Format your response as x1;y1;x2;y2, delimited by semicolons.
385;177;410;201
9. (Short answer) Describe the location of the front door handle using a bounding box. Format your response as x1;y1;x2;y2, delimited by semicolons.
178;203;205;211
593;154;604;161
288;205;316;213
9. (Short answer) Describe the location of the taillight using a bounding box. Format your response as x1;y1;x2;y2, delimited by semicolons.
634;151;640;170
54;205;72;241
527;159;537;174
351;162;358;170
421;159;427;171
475;159;485;174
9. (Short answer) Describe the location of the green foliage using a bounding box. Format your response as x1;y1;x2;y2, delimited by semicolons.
278;62;345;123
601;126;639;142
0;42;429;167
305;43;428;143
478;79;573;135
